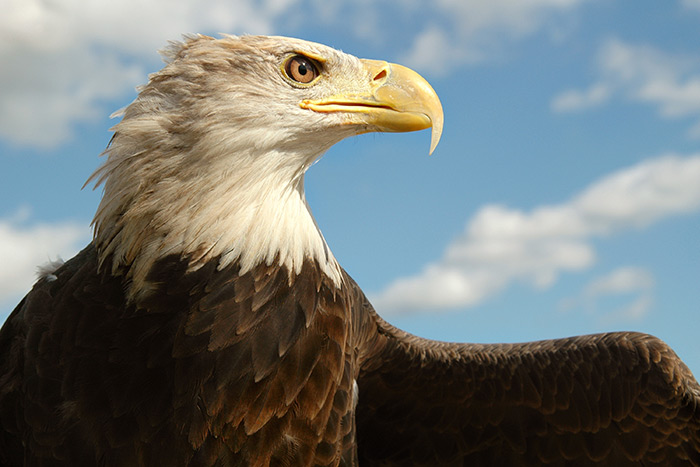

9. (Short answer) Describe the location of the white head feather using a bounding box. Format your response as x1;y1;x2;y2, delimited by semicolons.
88;35;370;299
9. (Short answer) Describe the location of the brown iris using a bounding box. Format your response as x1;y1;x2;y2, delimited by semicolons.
284;55;319;84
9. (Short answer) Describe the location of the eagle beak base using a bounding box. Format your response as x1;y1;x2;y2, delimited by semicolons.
300;60;444;155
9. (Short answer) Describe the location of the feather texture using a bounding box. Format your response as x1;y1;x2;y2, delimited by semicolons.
354;290;700;465
0;245;359;466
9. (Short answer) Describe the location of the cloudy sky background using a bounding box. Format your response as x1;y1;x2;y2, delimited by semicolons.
2;0;699;374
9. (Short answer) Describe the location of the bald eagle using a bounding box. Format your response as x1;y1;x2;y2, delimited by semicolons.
1;35;698;466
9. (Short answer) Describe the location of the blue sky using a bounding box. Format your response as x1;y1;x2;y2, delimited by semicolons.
2;0;699;375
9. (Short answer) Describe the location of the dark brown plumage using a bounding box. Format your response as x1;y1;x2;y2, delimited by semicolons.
1;245;358;466
1;34;699;466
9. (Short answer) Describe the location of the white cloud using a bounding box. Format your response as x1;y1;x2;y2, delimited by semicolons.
0;0;292;148
574;154;700;231
0;210;89;311
401;0;587;71
552;39;700;136
372;154;700;313
400;26;481;74
0;46;144;147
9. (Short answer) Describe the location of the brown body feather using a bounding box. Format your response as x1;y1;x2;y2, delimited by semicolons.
0;245;359;466
1;34;699;466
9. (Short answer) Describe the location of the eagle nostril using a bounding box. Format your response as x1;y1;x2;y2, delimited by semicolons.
373;69;387;81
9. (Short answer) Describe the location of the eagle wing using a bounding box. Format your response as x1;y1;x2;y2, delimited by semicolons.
352;284;700;466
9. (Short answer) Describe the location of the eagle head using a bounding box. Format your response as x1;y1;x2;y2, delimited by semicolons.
88;35;443;300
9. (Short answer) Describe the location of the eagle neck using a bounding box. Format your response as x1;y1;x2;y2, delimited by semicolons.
92;144;344;301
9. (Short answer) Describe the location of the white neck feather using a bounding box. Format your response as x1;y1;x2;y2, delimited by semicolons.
200;150;342;283
92;141;344;301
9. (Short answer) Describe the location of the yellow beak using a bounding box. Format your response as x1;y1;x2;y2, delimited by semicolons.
300;59;443;155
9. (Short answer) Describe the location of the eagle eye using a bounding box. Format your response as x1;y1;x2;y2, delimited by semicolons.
284;55;320;84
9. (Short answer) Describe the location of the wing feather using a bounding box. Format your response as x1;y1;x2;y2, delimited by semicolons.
352;282;700;465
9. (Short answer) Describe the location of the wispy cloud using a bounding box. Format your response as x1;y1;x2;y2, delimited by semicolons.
583;267;654;297
0;209;89;311
371;154;700;314
551;39;700;137
550;83;611;112
401;0;588;72
683;0;700;10
559;267;655;324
